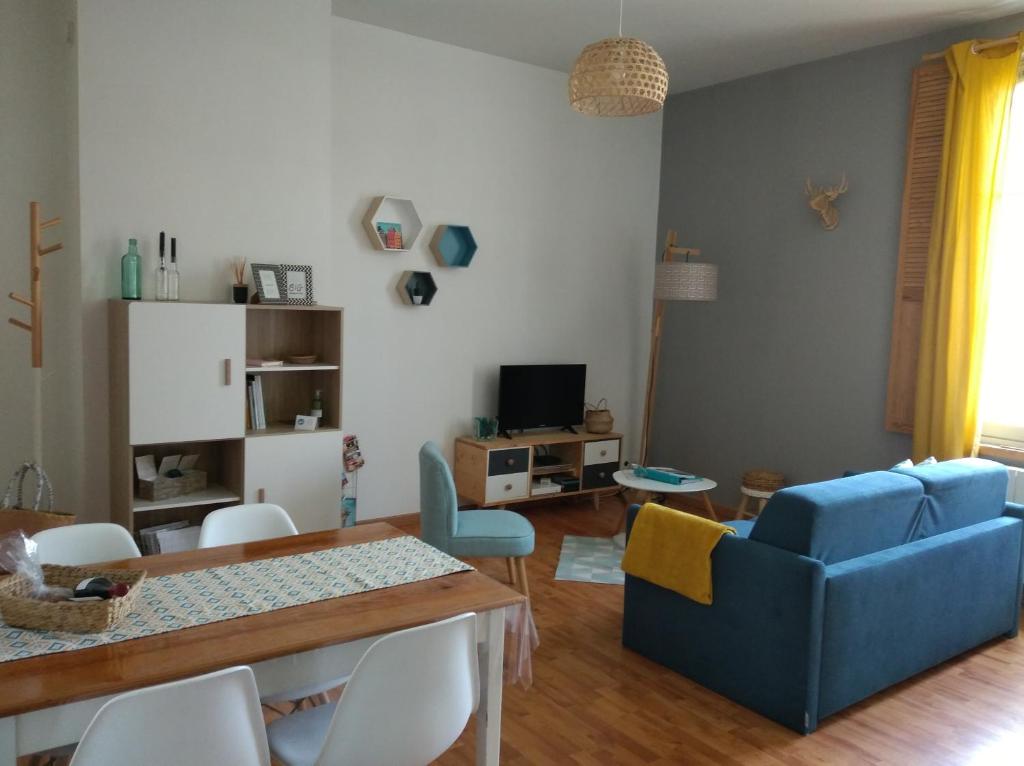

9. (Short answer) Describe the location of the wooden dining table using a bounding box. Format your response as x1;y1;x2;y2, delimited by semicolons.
0;523;525;765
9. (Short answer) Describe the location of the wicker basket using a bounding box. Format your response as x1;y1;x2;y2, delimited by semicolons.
0;463;74;536
0;565;146;634
742;469;785;494
584;399;614;435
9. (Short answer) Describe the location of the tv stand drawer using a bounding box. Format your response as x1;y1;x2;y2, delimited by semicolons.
584;439;619;466
487;447;530;476
485;472;529;503
582;461;618;490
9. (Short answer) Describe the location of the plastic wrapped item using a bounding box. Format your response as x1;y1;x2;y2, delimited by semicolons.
0;530;72;600
503;600;539;688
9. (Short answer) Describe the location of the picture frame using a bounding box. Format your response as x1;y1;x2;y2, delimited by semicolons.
281;264;316;305
251;263;286;303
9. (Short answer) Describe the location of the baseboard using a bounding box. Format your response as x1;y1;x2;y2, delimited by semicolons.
670;493;736;520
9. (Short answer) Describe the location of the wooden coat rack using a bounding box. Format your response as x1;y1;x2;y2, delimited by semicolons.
7;201;63;464
9;202;62;368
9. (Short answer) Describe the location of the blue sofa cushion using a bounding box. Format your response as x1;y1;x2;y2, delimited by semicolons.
891;457;1008;539
722;519;755;538
748;471;924;564
818;516;1023;718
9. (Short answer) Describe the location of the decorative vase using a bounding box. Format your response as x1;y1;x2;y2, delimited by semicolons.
232;284;249;304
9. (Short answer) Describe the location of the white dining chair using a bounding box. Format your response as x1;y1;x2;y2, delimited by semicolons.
197;502;345;707
266;612;479;766
198;503;298;548
32;523;141;565
69;666;270;766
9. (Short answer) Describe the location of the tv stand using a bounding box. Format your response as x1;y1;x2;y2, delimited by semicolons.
454;430;622;510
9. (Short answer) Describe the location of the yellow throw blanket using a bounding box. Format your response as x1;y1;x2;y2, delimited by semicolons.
620;503;735;605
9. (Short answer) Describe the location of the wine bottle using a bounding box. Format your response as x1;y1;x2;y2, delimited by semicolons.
73;577;130;600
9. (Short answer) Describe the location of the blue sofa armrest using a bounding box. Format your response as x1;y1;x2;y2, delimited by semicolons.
623;505;827;733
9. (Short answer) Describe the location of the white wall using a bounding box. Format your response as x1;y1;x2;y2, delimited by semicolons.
331;19;662;519
0;0;81;515
76;0;333;518
68;2;662;522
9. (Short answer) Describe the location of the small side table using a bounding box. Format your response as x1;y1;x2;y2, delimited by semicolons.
735;486;774;519
612;468;718;547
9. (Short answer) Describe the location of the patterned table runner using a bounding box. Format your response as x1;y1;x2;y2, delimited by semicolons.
0;535;472;663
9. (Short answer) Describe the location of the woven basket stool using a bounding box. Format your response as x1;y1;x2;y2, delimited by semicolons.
735;470;784;520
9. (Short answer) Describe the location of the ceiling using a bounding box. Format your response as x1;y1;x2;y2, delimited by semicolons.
331;0;1024;92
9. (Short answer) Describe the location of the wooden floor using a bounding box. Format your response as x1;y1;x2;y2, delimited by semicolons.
395;495;1024;766
27;497;1024;765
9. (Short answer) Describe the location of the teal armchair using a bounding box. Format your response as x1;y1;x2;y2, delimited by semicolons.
419;441;535;596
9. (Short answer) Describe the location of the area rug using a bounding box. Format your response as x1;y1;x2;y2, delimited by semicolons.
555;535;624;585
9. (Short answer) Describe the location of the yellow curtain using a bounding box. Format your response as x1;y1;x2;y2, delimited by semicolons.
913;35;1022;461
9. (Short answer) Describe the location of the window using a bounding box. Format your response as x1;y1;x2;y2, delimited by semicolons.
979;78;1024;449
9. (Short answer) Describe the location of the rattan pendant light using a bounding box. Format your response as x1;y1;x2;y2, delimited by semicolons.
569;0;668;117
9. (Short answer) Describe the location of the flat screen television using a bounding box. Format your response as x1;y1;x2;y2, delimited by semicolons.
497;364;586;433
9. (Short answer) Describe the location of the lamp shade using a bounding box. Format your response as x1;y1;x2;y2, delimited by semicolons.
569;37;668;117
654;261;718;301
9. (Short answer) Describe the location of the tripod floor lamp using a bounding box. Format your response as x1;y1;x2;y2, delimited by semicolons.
638;229;718;466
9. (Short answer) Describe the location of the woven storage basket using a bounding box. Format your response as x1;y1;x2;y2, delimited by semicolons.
0;565;145;634
0;463;74;536
742;470;785;494
584;399;614;434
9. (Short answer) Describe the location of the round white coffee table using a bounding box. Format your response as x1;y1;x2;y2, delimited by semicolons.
612;468;718;547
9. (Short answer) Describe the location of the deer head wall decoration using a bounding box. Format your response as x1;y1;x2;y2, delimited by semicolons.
804;174;848;230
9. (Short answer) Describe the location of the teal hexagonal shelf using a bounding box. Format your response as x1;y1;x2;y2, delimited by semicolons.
397;270;437;306
430;225;477;268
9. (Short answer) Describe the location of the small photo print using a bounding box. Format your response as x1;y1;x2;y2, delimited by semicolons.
376;222;403;249
258;269;281;300
286;270;307;300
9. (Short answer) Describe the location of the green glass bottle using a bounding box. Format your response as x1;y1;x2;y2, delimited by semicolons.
121;238;142;300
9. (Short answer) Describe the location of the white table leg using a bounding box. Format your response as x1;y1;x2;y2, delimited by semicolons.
476;607;505;766
0;716;15;766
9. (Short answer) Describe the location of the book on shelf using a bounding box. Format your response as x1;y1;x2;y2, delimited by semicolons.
246;358;283;367
155;525;201;553
138;520;188;555
247;374;266;430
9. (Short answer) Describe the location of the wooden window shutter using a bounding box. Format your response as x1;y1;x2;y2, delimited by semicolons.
885;58;950;433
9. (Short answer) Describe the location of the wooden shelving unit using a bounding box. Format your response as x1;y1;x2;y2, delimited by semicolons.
109;301;345;539
132;485;241;513
246;305;342;431
361;195;423;252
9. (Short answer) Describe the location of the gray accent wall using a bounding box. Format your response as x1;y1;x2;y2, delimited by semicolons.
653;13;1024;506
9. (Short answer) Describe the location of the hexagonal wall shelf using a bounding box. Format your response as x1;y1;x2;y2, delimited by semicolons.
397;270;437;306
430;225;478;268
362;196;423;252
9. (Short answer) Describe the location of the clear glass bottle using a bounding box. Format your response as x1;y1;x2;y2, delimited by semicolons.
311;389;324;418
168;238;180;301
120;238;142;300
156;255;168;301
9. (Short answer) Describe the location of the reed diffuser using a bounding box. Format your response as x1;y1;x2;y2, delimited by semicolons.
230;258;248;304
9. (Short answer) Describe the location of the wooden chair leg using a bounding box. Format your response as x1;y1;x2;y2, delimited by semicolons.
735;494;750;520
506;557;518;586
515;557;530;600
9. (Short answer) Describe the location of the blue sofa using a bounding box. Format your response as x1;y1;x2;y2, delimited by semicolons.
622;458;1024;733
